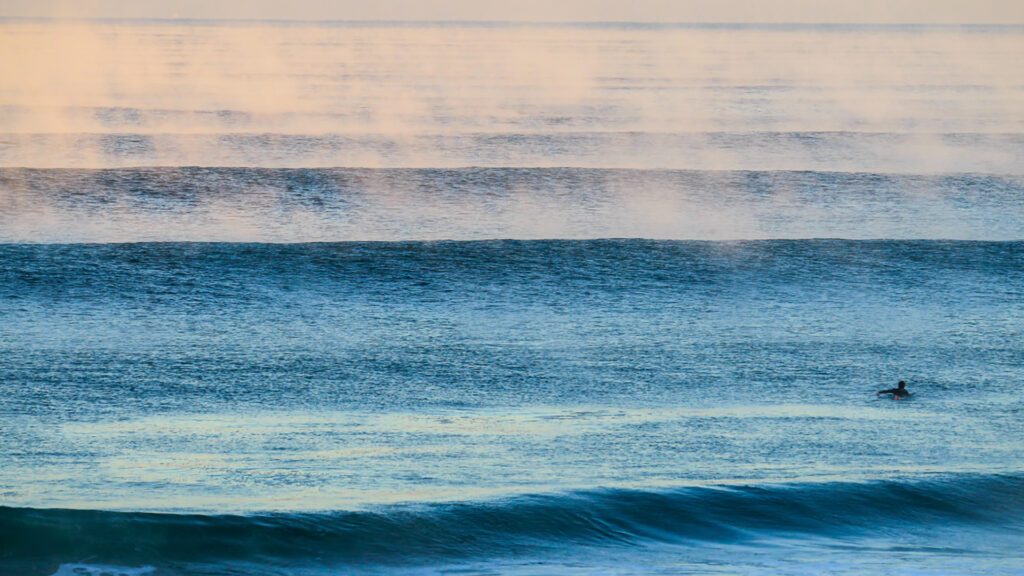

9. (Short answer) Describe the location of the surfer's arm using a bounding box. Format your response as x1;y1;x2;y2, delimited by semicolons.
877;388;897;396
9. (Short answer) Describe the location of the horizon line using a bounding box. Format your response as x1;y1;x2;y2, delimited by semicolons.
2;17;1023;27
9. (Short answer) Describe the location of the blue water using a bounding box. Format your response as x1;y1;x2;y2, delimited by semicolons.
2;238;1023;574
2;20;1024;576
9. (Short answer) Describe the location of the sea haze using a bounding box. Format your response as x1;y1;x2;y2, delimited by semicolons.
1;20;1023;576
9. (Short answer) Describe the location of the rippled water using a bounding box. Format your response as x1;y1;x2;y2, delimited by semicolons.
1;20;1023;576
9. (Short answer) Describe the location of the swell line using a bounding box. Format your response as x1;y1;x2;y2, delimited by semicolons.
2;475;1022;565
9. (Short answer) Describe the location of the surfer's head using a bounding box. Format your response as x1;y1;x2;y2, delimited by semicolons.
898;381;906;388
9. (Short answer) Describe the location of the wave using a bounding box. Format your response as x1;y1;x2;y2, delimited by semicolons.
2;475;1022;567
2;167;1024;242
2;239;1021;301
2;132;1023;173
2;240;1022;319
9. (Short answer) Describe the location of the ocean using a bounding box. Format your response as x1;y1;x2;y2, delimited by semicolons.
1;20;1023;576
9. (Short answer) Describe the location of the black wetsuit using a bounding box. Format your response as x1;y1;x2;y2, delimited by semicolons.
879;387;909;399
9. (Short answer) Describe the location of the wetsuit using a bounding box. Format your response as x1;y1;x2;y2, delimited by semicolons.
878;387;909;399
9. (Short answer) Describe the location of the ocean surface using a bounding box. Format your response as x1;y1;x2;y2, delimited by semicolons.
1;20;1023;576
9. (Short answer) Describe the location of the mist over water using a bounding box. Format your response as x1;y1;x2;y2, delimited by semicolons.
2;19;1024;576
3;21;1023;138
2;167;1024;242
2;21;1024;243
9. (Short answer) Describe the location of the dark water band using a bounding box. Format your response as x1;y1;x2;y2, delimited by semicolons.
2;474;1022;566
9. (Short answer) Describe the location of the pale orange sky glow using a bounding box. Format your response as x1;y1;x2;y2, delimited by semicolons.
2;0;1023;23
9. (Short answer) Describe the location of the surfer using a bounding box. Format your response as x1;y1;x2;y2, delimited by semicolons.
877;380;910;399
